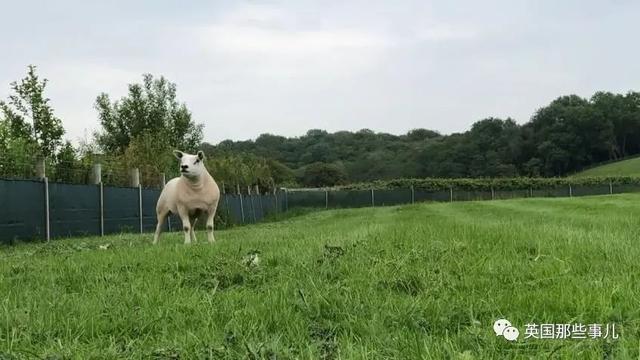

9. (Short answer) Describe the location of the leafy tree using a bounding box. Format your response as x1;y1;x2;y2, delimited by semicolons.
94;74;203;155
406;128;441;141
52;141;86;183
301;162;347;187
0;119;39;178
0;65;64;157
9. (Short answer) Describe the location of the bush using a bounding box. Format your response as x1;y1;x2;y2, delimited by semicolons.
338;176;640;191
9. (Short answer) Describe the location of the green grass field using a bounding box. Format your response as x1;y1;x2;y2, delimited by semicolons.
574;156;640;177
2;194;639;359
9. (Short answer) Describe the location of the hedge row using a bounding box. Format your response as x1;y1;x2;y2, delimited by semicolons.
337;176;640;191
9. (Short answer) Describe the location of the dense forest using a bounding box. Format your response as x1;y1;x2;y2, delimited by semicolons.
206;92;640;186
2;66;639;189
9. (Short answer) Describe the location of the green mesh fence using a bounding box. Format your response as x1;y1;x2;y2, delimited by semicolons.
4;178;640;243
494;189;531;200
374;189;412;206
414;190;451;202
0;179;45;243
453;190;493;202
287;191;326;208
49;183;101;238
328;190;372;208
612;184;640;194
103;186;140;234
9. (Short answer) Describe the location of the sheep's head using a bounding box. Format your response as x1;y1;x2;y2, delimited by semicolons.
174;150;206;178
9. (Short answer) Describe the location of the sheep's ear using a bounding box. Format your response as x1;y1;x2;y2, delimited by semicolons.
173;150;184;159
197;151;205;160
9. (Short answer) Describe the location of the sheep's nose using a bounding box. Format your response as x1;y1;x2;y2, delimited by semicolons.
181;165;188;170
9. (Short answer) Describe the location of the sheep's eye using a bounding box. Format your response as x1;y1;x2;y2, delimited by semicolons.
194;159;200;164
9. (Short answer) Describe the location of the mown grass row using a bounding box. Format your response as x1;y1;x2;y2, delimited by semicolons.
1;194;639;358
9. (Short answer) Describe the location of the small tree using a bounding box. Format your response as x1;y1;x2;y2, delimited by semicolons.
0;65;65;158
95;74;203;155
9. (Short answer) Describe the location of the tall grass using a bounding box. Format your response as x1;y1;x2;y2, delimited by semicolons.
1;194;638;358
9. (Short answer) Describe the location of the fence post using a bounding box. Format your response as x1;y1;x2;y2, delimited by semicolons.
99;181;104;237
130;168;140;188
274;188;279;214
36;158;46;180
92;163;102;185
609;180;613;195
44;176;50;242
285;189;289;211
569;184;573;198
250;192;257;223
325;189;329;209
138;184;143;234
371;188;375;207
529;187;533;198
449;187;453;202
257;189;264;220
491;186;495;200
239;193;245;224
411;185;415;204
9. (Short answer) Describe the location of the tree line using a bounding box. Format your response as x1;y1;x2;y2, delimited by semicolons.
1;65;639;189
211;92;640;186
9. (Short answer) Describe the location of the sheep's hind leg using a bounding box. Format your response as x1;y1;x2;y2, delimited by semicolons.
153;210;169;245
178;206;192;245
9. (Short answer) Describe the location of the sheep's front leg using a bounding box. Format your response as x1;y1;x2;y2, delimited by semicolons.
177;206;192;245
206;206;217;243
189;215;198;243
153;210;168;245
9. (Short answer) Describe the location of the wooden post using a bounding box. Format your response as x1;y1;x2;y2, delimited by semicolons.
160;173;166;188
569;184;573;198
221;181;226;194
411;185;415;204
129;168;140;188
491;186;495;200
449;187;453;202
609;180;613;195
92;163;102;185
36;158;46;180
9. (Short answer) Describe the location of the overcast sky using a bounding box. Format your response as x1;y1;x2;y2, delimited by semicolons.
1;0;639;144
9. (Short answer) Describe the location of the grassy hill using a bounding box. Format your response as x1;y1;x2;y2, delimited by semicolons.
574;156;640;177
1;195;638;358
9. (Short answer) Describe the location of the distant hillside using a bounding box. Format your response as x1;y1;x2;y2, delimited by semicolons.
574;157;640;177
203;91;640;186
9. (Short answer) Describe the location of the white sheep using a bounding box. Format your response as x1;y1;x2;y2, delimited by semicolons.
153;150;220;245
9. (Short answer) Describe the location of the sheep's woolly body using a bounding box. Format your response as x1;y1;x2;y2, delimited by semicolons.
157;175;219;217
153;150;220;245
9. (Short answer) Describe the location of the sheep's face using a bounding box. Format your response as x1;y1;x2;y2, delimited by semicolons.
174;150;206;178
